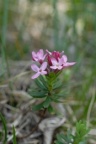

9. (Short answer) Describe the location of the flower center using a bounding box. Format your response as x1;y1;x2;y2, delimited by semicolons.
56;64;59;67
39;69;42;72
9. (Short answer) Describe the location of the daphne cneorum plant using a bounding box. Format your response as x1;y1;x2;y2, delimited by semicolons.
30;50;90;144
30;49;76;111
55;121;89;144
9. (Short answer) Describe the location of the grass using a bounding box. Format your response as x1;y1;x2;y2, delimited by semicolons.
0;113;7;144
0;0;9;78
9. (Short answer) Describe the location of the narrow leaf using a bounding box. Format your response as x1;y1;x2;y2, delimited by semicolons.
35;78;47;90
0;113;7;144
48;105;55;113
13;126;17;144
43;97;51;108
32;102;44;111
30;90;47;98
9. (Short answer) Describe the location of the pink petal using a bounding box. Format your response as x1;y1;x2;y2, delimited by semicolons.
42;53;47;60
50;66;58;69
64;62;76;67
31;64;39;72
31;72;40;79
41;71;47;75
32;51;37;58
46;50;52;55
37;49;43;58
40;62;47;70
51;58;58;65
32;53;38;61
58;66;63;70
58;58;63;65
62;55;67;62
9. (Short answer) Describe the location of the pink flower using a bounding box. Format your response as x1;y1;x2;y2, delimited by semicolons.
31;62;47;79
60;55;76;68
50;58;63;70
46;50;64;58
32;49;46;63
50;55;76;70
46;50;64;65
31;49;76;78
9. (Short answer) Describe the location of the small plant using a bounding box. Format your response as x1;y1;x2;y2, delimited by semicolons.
30;50;90;144
55;121;89;144
30;49;75;111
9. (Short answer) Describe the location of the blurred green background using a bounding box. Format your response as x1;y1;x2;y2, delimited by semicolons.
0;0;96;141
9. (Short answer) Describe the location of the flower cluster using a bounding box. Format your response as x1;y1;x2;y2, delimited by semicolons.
31;49;75;79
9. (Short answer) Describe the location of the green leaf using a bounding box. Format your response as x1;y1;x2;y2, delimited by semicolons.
35;78;48;90
74;121;89;143
13;126;17;144
54;90;68;98
53;81;62;90
32;102;44;111
0;113;7;144
43;97;51;108
30;90;47;98
48;105;55;113
55;132;74;144
39;75;48;88
51;97;62;103
51;92;67;102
